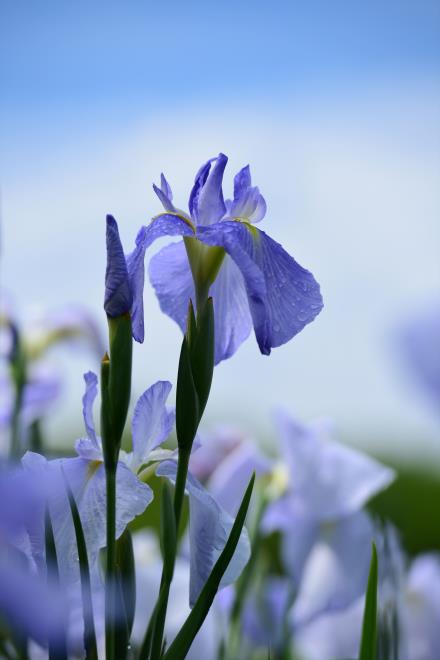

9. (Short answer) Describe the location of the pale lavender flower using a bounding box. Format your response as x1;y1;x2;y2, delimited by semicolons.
263;411;395;624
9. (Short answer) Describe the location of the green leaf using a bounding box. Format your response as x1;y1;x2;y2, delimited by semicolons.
175;335;200;452
160;482;177;584
190;297;215;419
358;542;378;660
63;473;98;660
163;473;255;660
44;510;68;660
115;529;136;639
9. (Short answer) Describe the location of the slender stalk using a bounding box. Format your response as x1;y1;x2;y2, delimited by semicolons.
105;467;117;660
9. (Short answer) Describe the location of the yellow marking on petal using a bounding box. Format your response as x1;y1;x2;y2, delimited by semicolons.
233;217;259;239
86;460;103;483
151;211;196;233
266;462;289;500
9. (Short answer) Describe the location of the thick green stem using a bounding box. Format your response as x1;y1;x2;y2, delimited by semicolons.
105;467;117;660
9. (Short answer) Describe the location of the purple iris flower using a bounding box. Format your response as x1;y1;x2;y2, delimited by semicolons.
124;153;322;363
20;371;250;632
263;411;395;624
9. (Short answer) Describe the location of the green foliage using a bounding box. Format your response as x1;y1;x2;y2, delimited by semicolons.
358;542;378;660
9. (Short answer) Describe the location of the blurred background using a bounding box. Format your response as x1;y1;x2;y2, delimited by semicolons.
1;1;439;552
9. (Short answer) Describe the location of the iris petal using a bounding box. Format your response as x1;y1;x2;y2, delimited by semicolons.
198;221;323;355
131;381;174;470
156;460;250;607
274;410;395;520
104;215;133;318
190;154;228;226
292;512;375;625
209;256;253;364
126;216;194;342
81;371;99;446
148;241;195;335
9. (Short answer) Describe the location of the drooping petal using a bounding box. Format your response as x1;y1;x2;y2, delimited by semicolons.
198;221;323;354
131;381;174;470
126;216;194;342
197;221;268;348
104;215;133;317
190;154;228;226
209;255;253;363
292;511;375;626
149;241;253;364
148;241;195;335
274;410;395;521
156;461;250;607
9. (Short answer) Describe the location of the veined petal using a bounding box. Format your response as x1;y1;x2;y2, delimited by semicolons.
22;455;152;586
104;215;133;317
126;215;194;342
156;461;250;607
190;154;228;226
81;371;99;446
198;221;323;354
148;241;195;335
209;255;253;364
131;381;174;470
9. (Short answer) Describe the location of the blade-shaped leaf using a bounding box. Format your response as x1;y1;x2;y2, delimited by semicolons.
63;472;98;660
163;473;255;660
358;542;378;660
45;509;68;660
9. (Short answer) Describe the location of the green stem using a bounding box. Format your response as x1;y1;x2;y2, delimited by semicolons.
105;467;117;660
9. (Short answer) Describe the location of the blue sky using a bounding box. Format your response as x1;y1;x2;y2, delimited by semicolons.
1;1;439;457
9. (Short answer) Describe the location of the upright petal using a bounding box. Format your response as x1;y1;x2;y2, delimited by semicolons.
81;371;99;446
153;173;175;212
233;165;251;199
104;215;133;317
190;154;228;226
156;461;250;607
148;241;195;335
131;381;174;470
126;216;194;342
